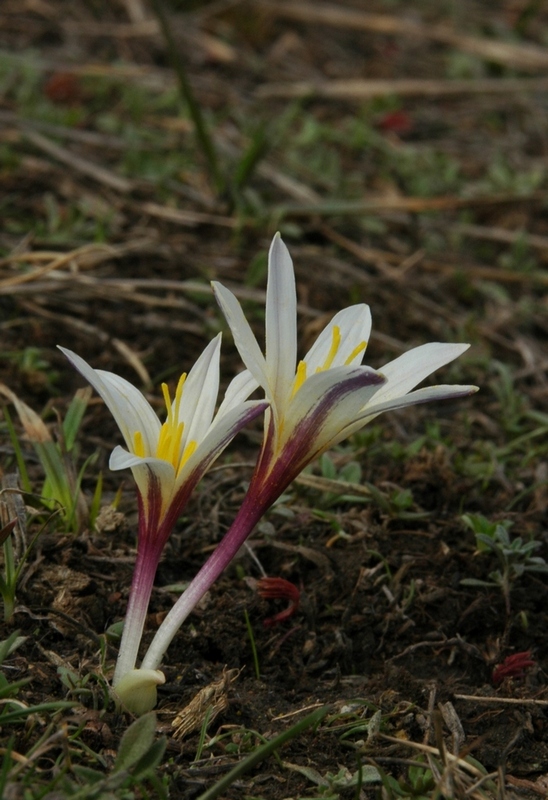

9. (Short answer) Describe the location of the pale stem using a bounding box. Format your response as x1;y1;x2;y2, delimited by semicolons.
140;493;265;671
113;542;161;686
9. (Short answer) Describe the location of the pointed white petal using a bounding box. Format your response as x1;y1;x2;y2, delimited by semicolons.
216;370;259;419
212;282;271;397
304;304;372;372
109;446;175;476
59;347;160;453
110;446;176;508
265;234;297;406
180;335;221;446
371;342;470;406
358;383;478;421
109;446;175;485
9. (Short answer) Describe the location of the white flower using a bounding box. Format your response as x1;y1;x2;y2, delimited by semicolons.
212;234;477;486
136;233;478;688
60;337;267;687
60;337;266;540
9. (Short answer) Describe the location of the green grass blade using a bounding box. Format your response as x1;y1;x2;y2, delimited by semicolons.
196;706;330;800
243;608;260;679
149;0;224;196
62;387;92;451
0;701;75;723
2;406;31;493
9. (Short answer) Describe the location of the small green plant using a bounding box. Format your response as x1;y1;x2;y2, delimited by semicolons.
374;734;497;800
0;346;59;391
302;452;427;521
483;154;545;196
196;707;330;800
377;756;435;800
1;706;167;799
317;700;385;748
58;666;111;710
0;630;75;799
61;712;167;799
391;146;462;198
0;472;48;622
489;361;529;434
461;514;548;613
317;452;366;508
0;630;29;703
0;481;22;622
282;761;381;798
498;232;537;273
1;384;99;533
364;481;428;520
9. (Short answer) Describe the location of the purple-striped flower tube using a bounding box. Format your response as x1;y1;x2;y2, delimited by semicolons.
138;234;478;683
60;336;267;712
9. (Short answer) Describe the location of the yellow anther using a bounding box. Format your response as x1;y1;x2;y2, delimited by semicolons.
344;340;367;365
161;383;172;424
133;430;145;458
291;360;307;397
173;373;186;419
320;325;341;371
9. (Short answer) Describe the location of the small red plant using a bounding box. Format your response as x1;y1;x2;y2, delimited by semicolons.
377;109;413;135
492;650;535;686
256;577;300;628
44;72;82;104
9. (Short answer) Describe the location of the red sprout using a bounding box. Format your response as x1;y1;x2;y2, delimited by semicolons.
377;110;413;135
492;651;536;686
256;577;300;628
44;73;82;104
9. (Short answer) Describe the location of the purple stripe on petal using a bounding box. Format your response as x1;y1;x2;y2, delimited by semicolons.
139;470;166;553
288;371;382;455
256;370;384;501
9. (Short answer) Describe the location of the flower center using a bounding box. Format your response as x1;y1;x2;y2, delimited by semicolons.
132;374;197;473
290;326;367;398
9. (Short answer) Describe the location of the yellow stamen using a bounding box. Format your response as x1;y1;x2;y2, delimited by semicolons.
319;325;341;371
169;422;185;467
177;439;197;475
344;340;367;365
291;360;307;397
156;422;171;461
156;373;188;468
133;430;145;458
161;383;172;424
172;373;186;420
